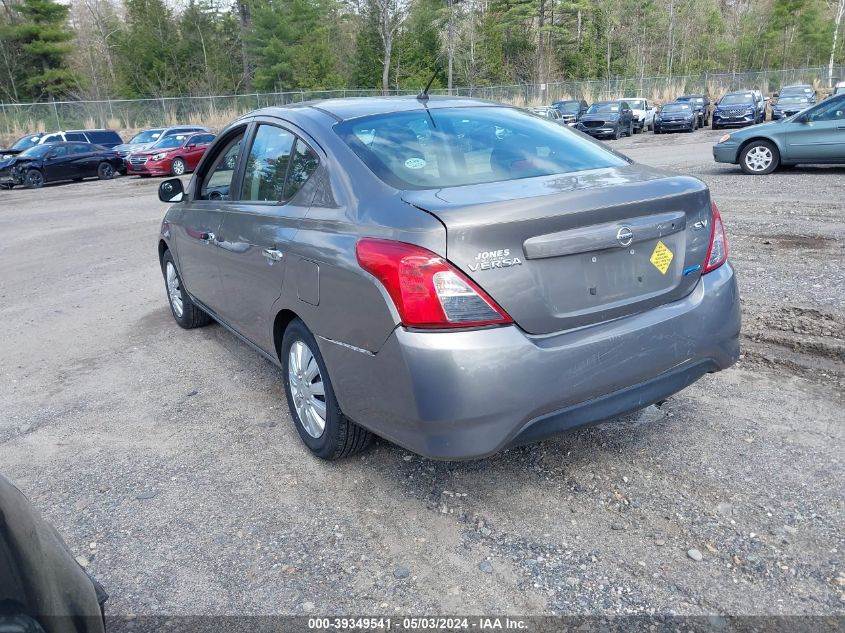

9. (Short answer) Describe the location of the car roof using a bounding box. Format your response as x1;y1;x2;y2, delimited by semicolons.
782;84;812;89
253;96;501;123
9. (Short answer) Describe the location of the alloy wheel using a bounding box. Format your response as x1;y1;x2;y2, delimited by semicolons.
166;261;184;318
744;145;773;172
288;340;327;439
172;159;186;176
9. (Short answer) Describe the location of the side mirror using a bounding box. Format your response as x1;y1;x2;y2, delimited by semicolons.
186;143;196;149
773;92;779;98
159;178;185;203
796;114;809;124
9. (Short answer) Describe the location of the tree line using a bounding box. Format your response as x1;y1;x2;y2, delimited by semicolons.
0;0;843;103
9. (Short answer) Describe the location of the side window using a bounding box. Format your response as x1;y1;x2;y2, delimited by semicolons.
195;134;215;145
65;132;87;142
50;145;69;157
72;143;91;154
239;124;294;202
42;134;63;143
810;99;845;121
198;131;245;201
283;140;319;200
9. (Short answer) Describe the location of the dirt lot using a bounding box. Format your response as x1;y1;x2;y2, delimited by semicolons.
0;128;842;617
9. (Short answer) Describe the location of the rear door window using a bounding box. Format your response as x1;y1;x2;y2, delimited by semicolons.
239;124;294;202
335;106;625;190
85;130;121;145
65;132;87;142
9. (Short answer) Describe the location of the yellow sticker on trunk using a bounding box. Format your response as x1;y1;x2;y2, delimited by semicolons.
650;241;674;275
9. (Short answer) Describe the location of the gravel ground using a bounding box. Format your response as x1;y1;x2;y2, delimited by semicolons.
0;128;842;617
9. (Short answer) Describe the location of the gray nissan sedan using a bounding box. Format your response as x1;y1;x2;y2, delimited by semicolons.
157;96;740;460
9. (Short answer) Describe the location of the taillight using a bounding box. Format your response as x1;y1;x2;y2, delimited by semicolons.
356;238;513;329
703;201;728;273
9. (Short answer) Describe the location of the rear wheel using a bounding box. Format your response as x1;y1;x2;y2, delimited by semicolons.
161;250;211;328
739;140;779;175
171;157;186;176
24;169;44;189
281;319;373;460
97;162;114;180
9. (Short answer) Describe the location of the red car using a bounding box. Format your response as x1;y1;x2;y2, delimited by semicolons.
126;132;215;177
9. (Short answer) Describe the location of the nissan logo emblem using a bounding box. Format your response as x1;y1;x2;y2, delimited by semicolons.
616;226;634;247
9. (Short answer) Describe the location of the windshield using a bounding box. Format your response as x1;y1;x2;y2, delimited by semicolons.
720;94;753;105
624;100;644;109
662;104;691;112
11;135;41;151
335;106;626;190
587;103;619;113
129;129;163;144
781;87;811;96
777;96;809;105
151;134;189;149
19;144;52;158
554;102;580;113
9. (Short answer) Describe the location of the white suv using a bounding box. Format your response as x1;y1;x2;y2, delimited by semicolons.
620;98;655;132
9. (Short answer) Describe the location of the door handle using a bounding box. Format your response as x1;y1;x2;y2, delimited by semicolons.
262;248;283;261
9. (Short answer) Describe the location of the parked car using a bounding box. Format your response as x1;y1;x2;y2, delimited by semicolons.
712;91;764;129
713;93;845;174
619;98;655;132
771;95;811;120
550;99;589;125
0;129;123;159
675;94;710;127
777;84;816;104
527;106;566;125
126;132;215;177
0;142;123;189
112;125;210;168
156;97;739;460
575;100;634;139
835;81;845;95
653;102;698;133
0;475;108;633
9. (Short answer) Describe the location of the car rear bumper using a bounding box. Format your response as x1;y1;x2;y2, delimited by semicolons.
320;263;741;460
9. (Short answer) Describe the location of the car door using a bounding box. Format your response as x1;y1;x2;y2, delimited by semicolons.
784;97;845;162
171;125;248;314
70;143;98;177
42;144;77;182
215;119;320;353
184;133;214;170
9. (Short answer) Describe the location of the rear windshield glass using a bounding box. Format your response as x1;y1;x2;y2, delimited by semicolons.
334;106;626;190
152;134;189;149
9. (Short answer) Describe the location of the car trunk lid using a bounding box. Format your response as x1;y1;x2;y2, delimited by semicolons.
402;164;714;335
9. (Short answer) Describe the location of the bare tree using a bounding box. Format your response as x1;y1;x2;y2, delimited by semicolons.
371;0;406;94
829;0;845;86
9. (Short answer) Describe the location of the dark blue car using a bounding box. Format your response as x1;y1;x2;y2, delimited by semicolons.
712;91;764;130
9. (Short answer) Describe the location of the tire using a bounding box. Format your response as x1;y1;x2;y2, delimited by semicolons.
171;157;186;176
24;169;44;189
613;124;622;140
627;121;633;137
739;140;779;175
712;122;719;130
97;162;114;180
0;183;13;190
160;249;212;328
281;318;373;460
633;122;641;134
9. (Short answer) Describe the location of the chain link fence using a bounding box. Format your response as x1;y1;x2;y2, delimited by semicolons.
2;66;843;136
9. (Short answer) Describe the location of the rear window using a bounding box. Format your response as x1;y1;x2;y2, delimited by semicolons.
334;107;625;190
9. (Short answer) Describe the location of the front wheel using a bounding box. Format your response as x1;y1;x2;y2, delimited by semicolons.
97;162;114;180
712;122;720;130
739;140;779;175
161;250;212;328
281;319;373;460
171;157;186;176
24;169;44;189
627;121;633;137
613;124;622;140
